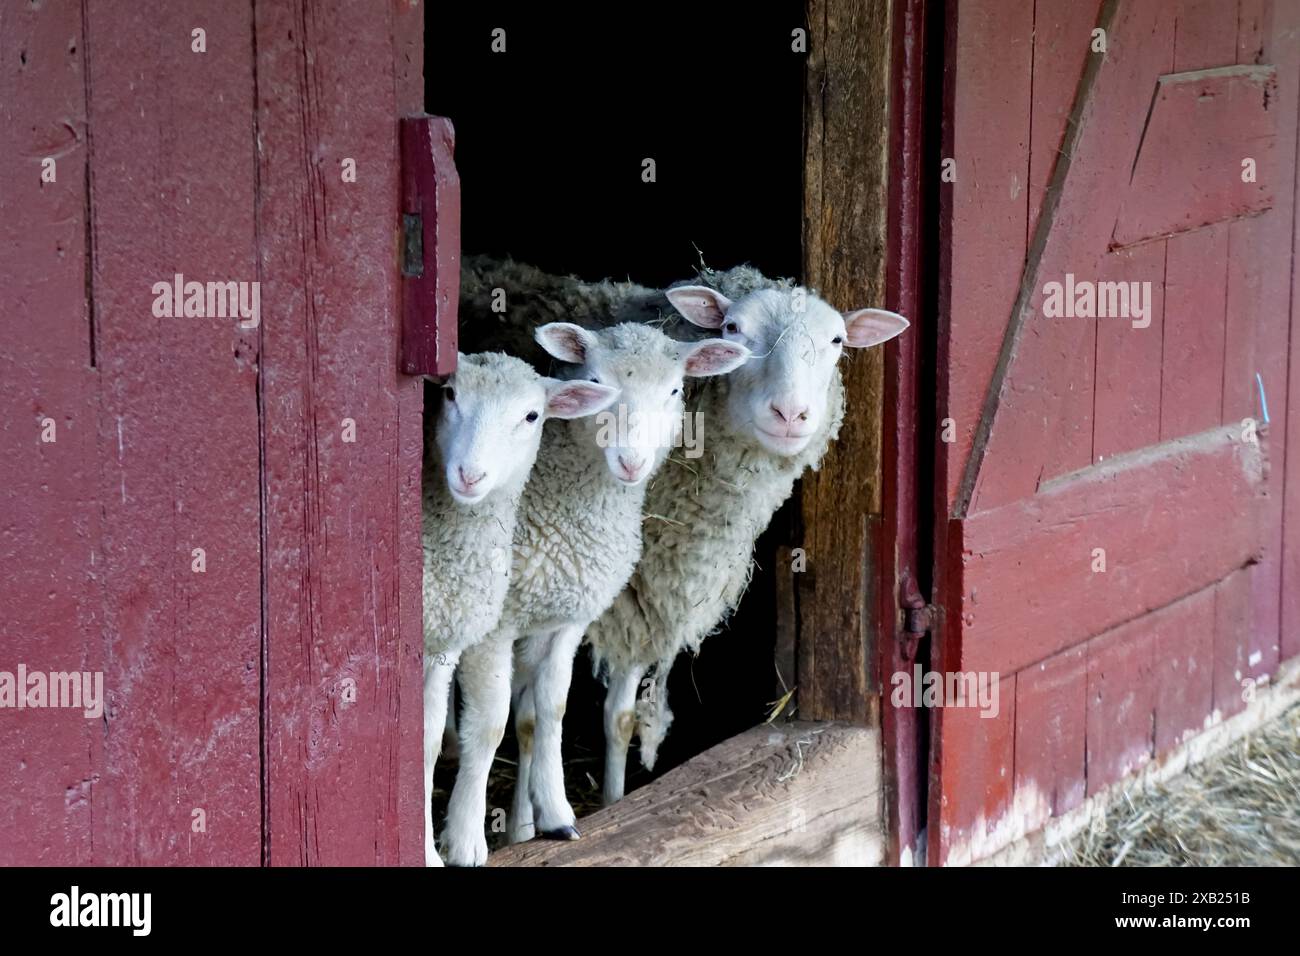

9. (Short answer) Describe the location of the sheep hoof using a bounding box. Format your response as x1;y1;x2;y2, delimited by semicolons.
540;825;581;841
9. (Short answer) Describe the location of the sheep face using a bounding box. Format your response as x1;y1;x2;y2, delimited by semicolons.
436;353;616;505
666;286;909;456
536;322;748;485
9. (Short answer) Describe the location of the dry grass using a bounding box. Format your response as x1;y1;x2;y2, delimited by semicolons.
1064;705;1300;866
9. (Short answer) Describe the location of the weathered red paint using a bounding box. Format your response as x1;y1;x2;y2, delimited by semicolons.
1;0;99;865
1;0;426;865
879;0;930;865
1114;66;1277;248
400;115;460;378
256;0;425;866
930;0;1300;865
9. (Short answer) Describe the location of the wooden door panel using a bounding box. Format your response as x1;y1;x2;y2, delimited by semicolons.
933;0;1296;865
953;425;1264;675
960;0;1172;515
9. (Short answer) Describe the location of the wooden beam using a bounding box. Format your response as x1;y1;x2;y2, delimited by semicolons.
791;0;893;723
489;722;884;866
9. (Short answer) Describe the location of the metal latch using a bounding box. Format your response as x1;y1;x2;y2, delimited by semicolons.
899;571;934;661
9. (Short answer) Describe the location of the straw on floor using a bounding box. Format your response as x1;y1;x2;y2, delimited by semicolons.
1065;704;1300;867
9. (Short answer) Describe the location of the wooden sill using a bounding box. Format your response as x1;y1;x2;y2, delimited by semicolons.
488;721;883;866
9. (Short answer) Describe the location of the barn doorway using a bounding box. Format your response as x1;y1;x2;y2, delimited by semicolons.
424;0;897;863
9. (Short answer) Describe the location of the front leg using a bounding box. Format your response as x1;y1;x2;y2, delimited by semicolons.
423;649;460;867
529;623;587;838
441;637;513;867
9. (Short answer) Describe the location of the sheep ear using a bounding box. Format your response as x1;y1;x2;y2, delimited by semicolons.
536;322;598;363
665;286;733;329
681;339;750;377
543;379;618;420
842;308;909;348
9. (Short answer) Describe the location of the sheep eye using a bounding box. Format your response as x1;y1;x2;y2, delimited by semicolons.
443;386;456;402
724;322;739;333
832;336;844;345
525;411;539;423
671;388;680;396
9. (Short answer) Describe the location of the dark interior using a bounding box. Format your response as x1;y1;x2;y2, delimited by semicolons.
426;1;807;827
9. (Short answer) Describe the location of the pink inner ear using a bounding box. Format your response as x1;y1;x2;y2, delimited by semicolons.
685;342;747;376
547;382;613;418
843;308;909;348
666;287;732;329
536;323;591;363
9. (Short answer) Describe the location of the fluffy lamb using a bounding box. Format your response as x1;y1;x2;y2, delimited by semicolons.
438;320;749;866
458;256;908;807
422;351;617;867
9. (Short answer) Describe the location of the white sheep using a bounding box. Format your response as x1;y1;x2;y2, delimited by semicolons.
457;257;908;805
422;351;617;867
590;272;907;801
438;321;749;865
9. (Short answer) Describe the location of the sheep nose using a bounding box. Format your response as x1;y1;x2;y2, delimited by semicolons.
617;454;645;479
770;401;810;424
458;466;485;488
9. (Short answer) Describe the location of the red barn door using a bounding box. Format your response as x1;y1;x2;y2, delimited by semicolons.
2;0;428;865
931;0;1299;865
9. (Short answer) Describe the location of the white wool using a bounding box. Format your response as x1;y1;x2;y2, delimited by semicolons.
460;258;845;772
420;353;542;658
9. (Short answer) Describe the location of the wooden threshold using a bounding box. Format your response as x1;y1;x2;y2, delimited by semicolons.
488;721;884;867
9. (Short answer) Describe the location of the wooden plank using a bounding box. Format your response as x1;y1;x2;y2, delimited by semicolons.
1092;240;1166;461
1214;567;1255;720
960;0;1173;514
488;722;883;866
1013;645;1087;832
1153;583;1215;753
0;0;98;866
1230;0;1299;678
793;0;891;722
1282;0;1300;663
879;0;931;865
1157;1;1236;443
939;0;1034;512
930;672;1016;867
1112;66;1277;248
82;0;263;865
955;425;1265;675
1033;0;1103;483
256;0;424;866
1161;225;1228;439
1085;614;1156;795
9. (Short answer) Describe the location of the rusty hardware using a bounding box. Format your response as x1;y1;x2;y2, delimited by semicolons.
899;571;935;661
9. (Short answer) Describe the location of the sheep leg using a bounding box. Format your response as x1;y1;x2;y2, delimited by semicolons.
442;678;458;761
423;649;460;867
528;623;585;839
441;637;512;867
508;680;537;844
601;662;646;805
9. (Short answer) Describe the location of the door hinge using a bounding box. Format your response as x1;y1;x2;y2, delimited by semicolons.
899;571;935;661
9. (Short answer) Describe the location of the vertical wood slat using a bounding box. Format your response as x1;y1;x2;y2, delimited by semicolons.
0;0;98;866
255;0;425;866
1234;0;1299;680
794;0;892;724
83;0;264;866
1032;0;1102;483
936;0;1034;512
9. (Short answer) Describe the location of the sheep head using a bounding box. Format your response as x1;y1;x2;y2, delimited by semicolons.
436;352;617;505
536;322;749;485
666;285;909;456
